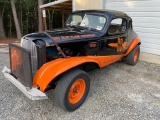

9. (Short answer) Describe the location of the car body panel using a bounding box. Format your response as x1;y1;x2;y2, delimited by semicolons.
3;9;141;97
33;54;125;92
33;36;140;92
125;37;141;55
24;29;103;45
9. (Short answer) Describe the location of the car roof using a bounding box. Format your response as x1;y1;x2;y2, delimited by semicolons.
72;9;128;18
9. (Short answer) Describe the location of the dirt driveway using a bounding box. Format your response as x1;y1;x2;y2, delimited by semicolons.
0;47;160;120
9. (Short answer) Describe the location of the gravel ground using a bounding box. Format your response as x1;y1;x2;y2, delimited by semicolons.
0;48;160;120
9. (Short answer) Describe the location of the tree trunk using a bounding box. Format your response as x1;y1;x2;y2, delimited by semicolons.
10;0;22;39
0;9;6;38
38;0;43;32
26;7;29;34
51;11;54;29
9;15;12;37
17;0;23;35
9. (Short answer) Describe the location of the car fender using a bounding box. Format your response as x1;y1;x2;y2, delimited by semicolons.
33;55;124;92
125;37;141;56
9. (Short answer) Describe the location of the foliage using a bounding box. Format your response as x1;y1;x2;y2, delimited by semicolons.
1;0;70;38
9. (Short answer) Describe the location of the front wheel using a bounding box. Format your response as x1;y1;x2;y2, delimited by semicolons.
54;69;90;111
124;45;140;66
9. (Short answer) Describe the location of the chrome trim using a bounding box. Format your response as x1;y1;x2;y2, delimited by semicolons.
2;66;48;100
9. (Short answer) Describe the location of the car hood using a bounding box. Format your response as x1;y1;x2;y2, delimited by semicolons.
24;28;103;46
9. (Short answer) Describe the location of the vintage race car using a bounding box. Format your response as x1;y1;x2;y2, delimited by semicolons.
2;10;141;111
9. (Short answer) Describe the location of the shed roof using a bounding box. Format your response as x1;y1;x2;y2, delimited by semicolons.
40;0;72;11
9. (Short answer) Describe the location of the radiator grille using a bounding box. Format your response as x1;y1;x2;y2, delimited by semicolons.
9;44;33;88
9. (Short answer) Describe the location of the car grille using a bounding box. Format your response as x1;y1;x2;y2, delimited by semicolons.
21;39;38;75
9;44;33;88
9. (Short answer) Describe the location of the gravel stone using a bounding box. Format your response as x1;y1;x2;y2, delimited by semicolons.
0;49;160;120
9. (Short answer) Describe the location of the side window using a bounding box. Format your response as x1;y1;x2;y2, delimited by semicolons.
108;18;127;34
111;18;122;25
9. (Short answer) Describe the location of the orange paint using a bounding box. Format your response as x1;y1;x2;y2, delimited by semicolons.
10;47;21;71
52;34;96;41
33;55;124;92
108;38;128;52
68;79;86;104
134;49;139;62
89;42;97;48
125;37;141;56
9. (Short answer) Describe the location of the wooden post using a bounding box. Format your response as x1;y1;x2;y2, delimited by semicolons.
38;0;43;32
42;9;47;31
62;11;64;28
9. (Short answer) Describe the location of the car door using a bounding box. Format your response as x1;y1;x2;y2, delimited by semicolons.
100;17;128;55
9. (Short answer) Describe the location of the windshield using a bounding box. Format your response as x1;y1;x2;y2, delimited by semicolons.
66;13;106;31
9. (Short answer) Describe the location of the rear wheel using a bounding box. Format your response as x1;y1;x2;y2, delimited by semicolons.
124;45;140;66
54;69;90;111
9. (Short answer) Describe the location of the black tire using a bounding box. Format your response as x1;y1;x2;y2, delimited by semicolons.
54;69;90;111
124;45;140;66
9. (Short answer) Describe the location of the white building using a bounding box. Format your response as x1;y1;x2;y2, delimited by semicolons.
40;0;160;64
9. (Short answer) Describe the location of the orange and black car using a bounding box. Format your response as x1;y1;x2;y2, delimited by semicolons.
3;10;141;111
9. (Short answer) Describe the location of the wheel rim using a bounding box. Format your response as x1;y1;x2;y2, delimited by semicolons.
68;79;86;104
134;49;139;62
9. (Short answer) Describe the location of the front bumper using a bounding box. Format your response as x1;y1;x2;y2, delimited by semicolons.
2;66;48;100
